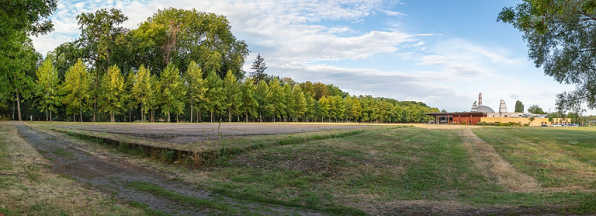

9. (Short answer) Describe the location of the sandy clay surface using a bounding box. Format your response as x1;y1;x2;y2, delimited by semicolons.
52;123;375;144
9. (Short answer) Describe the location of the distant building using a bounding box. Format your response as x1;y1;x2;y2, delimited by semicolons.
425;92;570;126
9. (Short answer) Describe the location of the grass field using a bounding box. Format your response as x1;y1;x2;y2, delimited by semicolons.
13;122;596;215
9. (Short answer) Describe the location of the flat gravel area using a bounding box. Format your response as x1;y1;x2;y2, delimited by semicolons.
51;123;374;144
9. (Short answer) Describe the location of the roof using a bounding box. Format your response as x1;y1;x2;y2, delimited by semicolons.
477;106;495;114
424;112;486;116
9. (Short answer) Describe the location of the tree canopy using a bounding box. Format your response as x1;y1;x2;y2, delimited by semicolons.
498;0;596;111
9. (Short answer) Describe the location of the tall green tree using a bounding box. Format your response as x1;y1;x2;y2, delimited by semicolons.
132;65;154;122
250;54;268;83
292;85;307;122
133;8;249;77
185;61;206;123
76;8;128;122
35;59;60;121
318;96;331;122
498;0;596;110
514;100;524;113
269;78;286;122
240;77;259;122
1;33;38;121
223;70;242;122
204;70;225;122
99;65;126;122
304;93;316;122
256;80;271;122
62;59;91;122
0;0;57;40
283;84;295;121
159;63;186;122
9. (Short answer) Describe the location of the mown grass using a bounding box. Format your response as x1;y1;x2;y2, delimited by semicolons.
473;127;596;189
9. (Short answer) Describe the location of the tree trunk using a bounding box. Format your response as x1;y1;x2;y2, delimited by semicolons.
237;114;239;122
80;108;83;122
190;101;193;123
49;111;52;122
210;111;213;123
15;88;22;121
151;109;155;122
111;112;115;122
228;108;232;122
141;102;144;122
177;113;179;123
129;109;132;122
245;112;248;122
167;111;170;123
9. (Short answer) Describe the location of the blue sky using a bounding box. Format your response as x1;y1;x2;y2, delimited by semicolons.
31;0;589;114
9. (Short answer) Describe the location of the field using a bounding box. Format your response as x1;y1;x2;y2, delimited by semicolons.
2;121;596;215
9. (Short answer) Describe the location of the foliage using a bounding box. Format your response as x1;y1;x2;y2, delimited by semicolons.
528;105;546;114
223;70;242;122
240;77;259;122
99;65;126;122
159;63;186;122
185;61;206;122
61;59;91;121
268;78;286;122
515;100;524;113
498;0;596;110
250;53;268;83
0;0;57;39
204;70;225;122
35;59;60;121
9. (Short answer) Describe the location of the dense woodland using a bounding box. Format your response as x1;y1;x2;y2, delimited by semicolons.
1;7;439;123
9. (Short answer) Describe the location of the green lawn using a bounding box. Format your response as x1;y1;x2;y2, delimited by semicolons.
24;122;596;214
473;127;596;189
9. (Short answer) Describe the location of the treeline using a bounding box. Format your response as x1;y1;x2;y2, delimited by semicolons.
1;6;439;123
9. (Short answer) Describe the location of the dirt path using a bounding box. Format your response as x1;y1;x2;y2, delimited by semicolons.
16;122;316;215
459;129;540;192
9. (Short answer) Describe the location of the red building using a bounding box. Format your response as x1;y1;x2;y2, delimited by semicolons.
424;112;486;125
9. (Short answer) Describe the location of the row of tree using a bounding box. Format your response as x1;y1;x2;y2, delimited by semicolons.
34;58;438;123
1;5;438;123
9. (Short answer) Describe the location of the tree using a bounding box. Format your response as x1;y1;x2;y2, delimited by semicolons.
498;1;596;110
0;0;57;40
35;59;60;121
132;65;154;122
98;65;126;122
318;96;331;122
292;85;307;121
124;69;135;122
185;61;206;123
223;70;242;122
240;77;258;122
256;80;271;122
269;78;286;122
313;82;329;100
159;63;186;122
528;105;546;114
76;8;128;122
1;33;39;121
250;54;268;83
133;8;248;77
514;100;524;113
62;59;91;122
204;70;225;122
304;93;316;122
283;84;295;121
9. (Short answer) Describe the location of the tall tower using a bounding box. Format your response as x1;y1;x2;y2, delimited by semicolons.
479;92;483;106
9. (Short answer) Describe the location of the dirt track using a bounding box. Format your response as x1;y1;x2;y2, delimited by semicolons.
16;122;316;215
51;123;374;144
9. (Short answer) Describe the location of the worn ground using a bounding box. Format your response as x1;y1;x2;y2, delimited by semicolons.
6;122;596;215
13;122;318;215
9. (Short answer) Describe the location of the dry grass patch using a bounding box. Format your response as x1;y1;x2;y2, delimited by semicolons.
0;122;145;215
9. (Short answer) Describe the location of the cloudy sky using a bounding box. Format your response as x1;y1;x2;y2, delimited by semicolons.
31;0;589;114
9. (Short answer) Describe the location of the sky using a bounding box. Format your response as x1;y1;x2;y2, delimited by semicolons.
31;0;593;114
